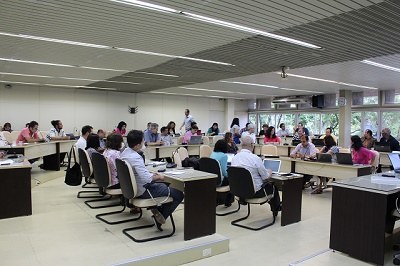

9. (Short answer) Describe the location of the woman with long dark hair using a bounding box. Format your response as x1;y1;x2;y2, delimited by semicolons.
224;132;238;154
351;135;375;164
264;126;281;144
167;121;176;135
207;122;220;136
114;121;127;136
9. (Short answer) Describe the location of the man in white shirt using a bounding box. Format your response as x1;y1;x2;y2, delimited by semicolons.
46;120;70;142
75;125;93;150
276;123;290;137
231;136;281;216
160;126;173;146
179;109;194;132
241;123;256;143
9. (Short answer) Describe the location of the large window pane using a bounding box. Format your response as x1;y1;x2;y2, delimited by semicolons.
364;111;378;138
382;111;400;139
321;113;339;136
298;113;321;136
351;112;362;136
248;113;257;127
259;113;275;129
275;114;295;135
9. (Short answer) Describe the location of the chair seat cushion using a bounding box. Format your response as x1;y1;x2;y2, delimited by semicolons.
393;209;400;218
131;197;173;208
245;197;269;204
105;188;122;195
216;185;230;193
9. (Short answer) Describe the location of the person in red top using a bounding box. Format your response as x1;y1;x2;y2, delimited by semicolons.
264;126;281;144
351;135;375;165
17;121;44;143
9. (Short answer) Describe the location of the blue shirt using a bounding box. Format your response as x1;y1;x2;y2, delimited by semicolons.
144;130;160;144
210;151;228;180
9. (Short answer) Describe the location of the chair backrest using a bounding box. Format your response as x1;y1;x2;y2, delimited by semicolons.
227;166;256;199
10;131;20;142
78;148;93;178
202;136;210;145
177;136;184;145
370;150;380;173
199;145;212;158
177;147;189;160
173;152;182;167
212;135;223;144
116;158;138;199
2;131;12;144
261;145;278;156
199;157;222;184
91;152;111;188
339;148;351;153
73;146;80;164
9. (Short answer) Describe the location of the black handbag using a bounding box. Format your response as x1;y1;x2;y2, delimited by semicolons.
64;146;82;186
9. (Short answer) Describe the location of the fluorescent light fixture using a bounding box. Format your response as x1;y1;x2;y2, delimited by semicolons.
111;0;321;49
0;32;233;66
0;72;141;85
179;86;262;96
361;60;400;73
220;80;278;88
0;80;117;91
134;71;179;77
280;88;324;94
149;91;245;100
281;73;379;90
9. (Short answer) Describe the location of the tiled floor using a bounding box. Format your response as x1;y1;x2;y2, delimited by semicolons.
0;166;398;265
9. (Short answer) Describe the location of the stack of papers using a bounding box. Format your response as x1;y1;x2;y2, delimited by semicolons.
165;171;185;175
0;159;14;166
371;173;400;186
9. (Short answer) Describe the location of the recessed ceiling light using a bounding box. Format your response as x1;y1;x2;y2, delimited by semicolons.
179;86;263;96
134;71;179;77
0;31;234;66
219;80;278;88
149;91;245;100
112;0;321;49
0;80;118;91
361;60;400;73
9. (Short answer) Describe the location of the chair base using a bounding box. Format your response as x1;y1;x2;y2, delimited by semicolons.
123;215;176;243
216;201;240;216
84;195;120;209
82;182;99;189
231;203;276;230
77;190;103;199
96;206;143;225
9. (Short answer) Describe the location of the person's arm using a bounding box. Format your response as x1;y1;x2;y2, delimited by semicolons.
307;144;318;159
276;137;281;143
393;138;400;151
48;130;69;141
179;119;185;130
290;144;301;158
257;158;271;181
220;154;228;177
22;131;41;143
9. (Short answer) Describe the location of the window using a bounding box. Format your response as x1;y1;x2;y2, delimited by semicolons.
321;113;339;136
298;113;321;136
248;113;257;130
259;113;275;129
275;114;295;135
351;112;362;136
382;111;400;139
364;111;378;138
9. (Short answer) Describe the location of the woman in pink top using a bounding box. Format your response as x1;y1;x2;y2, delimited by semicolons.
114;121;127;136
351;135;375;164
264;126;281;144
17;120;44;143
103;133;124;189
183;125;198;144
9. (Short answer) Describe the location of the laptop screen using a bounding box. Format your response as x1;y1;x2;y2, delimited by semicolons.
388;153;400;172
263;159;281;173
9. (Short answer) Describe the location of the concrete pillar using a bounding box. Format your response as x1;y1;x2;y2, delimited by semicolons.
224;99;235;132
338;90;352;148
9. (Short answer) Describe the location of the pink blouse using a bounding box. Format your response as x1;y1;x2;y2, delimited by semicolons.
264;136;281;143
103;149;120;186
352;147;375;164
114;127;126;136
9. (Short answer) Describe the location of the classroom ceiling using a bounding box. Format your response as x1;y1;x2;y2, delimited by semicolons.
1;0;400;99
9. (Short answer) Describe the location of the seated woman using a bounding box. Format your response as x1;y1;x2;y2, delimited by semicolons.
258;124;268;137
361;129;375;149
2;122;12;133
224;132;238;154
210;139;228;186
85;134;101;157
351;135;375;165
114;121;127;136
103;133;123;189
230;125;241;144
183;125;198;144
167;121;176;135
207;123;220;136
264;126;281;144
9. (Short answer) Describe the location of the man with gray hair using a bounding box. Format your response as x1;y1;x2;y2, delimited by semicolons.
231;136;281;216
241;123;256;143
379;128;400;151
144;123;163;146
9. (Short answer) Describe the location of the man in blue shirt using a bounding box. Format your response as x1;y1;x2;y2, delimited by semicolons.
144;123;163;146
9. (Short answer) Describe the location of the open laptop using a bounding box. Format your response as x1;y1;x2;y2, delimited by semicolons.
263;159;281;174
188;135;202;145
388;153;400;173
312;139;325;147
336;152;353;165
292;140;301;146
316;153;332;163
374;142;391;152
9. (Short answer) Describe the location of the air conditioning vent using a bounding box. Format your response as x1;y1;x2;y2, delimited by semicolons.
272;96;310;104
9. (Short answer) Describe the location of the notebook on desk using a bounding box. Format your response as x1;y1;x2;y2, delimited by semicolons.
188;135;202;145
263;159;281;174
336;152;353;165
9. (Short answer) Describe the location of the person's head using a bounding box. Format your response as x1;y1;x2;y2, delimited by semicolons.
224;132;233;142
298;128;304;136
279;123;285;130
262;124;268;131
117;121;127;131
126;130;144;151
51;120;63;130
230;118;240;128
325;127;332;136
300;135;309;147
146;122;152;130
245;122;250;129
191;121;197;128
86;134;100;150
231;125;240;134
381;128;391;140
247;123;255;134
185;109;190;116
298;122;304;128
97;129;105;138
364;129;373;139
351;135;363;151
266;126;276;138
190;125;198;134
150;123;159;134
324;135;336;147
211;123;218;130
160;126;168;136
81;125;93;139
28;121;39;133
25;122;30;128
3;122;11;131
214;139;228;153
241;136;254;150
167;121;175;129
105;133;123;150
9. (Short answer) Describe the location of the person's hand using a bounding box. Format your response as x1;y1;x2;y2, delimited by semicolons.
153;173;164;181
266;168;272;177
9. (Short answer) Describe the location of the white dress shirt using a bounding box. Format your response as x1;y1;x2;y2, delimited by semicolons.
241;131;256;143
75;136;87;150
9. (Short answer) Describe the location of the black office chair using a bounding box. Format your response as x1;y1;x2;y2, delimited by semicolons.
116;158;176;243
76;148;102;199
227;166;276;230
198;157;239;216
86;152;140;225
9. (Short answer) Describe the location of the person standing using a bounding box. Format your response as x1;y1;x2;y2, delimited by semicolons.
179;109;195;132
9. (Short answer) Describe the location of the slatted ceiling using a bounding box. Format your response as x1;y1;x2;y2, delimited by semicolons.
369;54;400;69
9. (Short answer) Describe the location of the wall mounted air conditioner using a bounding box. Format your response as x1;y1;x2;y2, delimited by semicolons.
272;96;310;105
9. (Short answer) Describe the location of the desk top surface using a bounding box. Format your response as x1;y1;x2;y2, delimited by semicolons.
333;175;400;194
279;156;371;169
0;159;31;169
147;166;217;182
0;140;76;149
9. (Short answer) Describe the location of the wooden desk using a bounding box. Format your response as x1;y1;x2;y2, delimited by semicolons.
279;157;371;179
150;167;218;240
330;176;400;265
0;160;32;219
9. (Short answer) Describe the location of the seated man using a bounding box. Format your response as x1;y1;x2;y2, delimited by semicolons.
290;135;319;188
160;126;173;146
121;130;184;230
97;129;106;150
319;127;337;143
241;123;256;143
75;125;93;150
231;136;281;216
380;128;400;151
144;123;163;146
45;120;70;142
17;121;44;143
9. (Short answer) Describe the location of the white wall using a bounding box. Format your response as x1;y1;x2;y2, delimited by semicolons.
0;85;235;134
